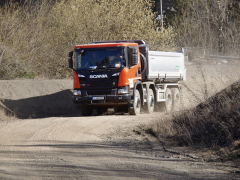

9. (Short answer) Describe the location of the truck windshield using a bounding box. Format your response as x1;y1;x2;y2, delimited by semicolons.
75;48;125;70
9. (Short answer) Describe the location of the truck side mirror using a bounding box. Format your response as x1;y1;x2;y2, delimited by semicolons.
68;51;73;69
69;51;73;57
132;48;138;65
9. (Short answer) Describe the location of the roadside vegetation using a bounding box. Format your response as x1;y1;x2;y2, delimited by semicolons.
0;0;175;79
150;65;240;163
157;84;240;163
167;0;240;58
1;0;239;78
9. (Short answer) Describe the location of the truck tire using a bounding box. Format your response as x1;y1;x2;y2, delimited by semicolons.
114;107;120;113
81;106;93;116
96;107;108;115
165;88;173;113
145;88;154;114
129;89;141;115
114;106;128;114
171;88;180;111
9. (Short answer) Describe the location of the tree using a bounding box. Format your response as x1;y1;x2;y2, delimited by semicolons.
0;0;176;79
167;0;240;56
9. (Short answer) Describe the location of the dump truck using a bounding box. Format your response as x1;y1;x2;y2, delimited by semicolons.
68;40;186;116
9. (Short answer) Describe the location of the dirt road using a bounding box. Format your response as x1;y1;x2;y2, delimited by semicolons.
1;114;239;180
0;62;240;179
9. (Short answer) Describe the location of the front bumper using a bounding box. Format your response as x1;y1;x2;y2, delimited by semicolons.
72;94;132;106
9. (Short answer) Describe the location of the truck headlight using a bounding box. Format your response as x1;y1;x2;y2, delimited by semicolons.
112;72;120;76
117;86;129;94
73;90;81;96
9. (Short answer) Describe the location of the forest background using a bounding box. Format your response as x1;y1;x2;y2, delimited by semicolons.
0;0;239;79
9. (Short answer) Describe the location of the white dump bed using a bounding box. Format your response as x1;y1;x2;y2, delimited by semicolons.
148;51;186;81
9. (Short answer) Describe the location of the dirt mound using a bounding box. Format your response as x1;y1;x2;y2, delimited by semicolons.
0;80;80;119
162;81;240;161
193;81;240;145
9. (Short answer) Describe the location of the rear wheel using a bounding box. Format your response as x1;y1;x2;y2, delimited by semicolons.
145;88;154;114
129;89;141;115
165;88;173;113
81;106;93;116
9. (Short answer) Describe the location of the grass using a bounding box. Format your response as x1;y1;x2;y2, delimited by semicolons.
150;63;240;163
173;82;240;147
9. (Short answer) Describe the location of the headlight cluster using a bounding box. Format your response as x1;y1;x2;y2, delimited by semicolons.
117;86;129;94
112;72;120;76
73;90;81;96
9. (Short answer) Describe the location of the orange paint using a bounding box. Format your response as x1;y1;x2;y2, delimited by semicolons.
118;62;142;88
118;68;132;87
74;42;142;89
73;71;80;89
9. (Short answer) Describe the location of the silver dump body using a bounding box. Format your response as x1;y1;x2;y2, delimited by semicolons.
148;51;186;82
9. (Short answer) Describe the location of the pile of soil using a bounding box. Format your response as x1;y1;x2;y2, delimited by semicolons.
0;79;80;119
169;81;240;161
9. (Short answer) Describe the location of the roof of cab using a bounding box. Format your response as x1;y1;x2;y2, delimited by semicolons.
91;40;145;45
74;42;138;49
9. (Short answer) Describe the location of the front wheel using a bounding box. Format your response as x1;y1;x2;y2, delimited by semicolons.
114;106;128;114
96;107;108;115
129;89;141;115
81;106;93;116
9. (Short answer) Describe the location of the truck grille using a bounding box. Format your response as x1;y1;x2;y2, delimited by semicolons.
80;80;117;95
87;90;111;95
88;82;112;87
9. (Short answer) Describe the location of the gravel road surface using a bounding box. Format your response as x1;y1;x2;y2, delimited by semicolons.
0;62;239;179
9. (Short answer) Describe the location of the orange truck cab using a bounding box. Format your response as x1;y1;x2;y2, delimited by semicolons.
68;40;186;116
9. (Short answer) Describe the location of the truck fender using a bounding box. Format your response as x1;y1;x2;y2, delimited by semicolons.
133;80;144;106
140;53;147;74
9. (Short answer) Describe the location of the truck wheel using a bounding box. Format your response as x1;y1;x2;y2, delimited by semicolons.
114;106;128;114
129;89;141;115
145;88;154;114
96;107;108;115
171;88;180;111
165;88;173;113
114;107;121;113
81;106;93;116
